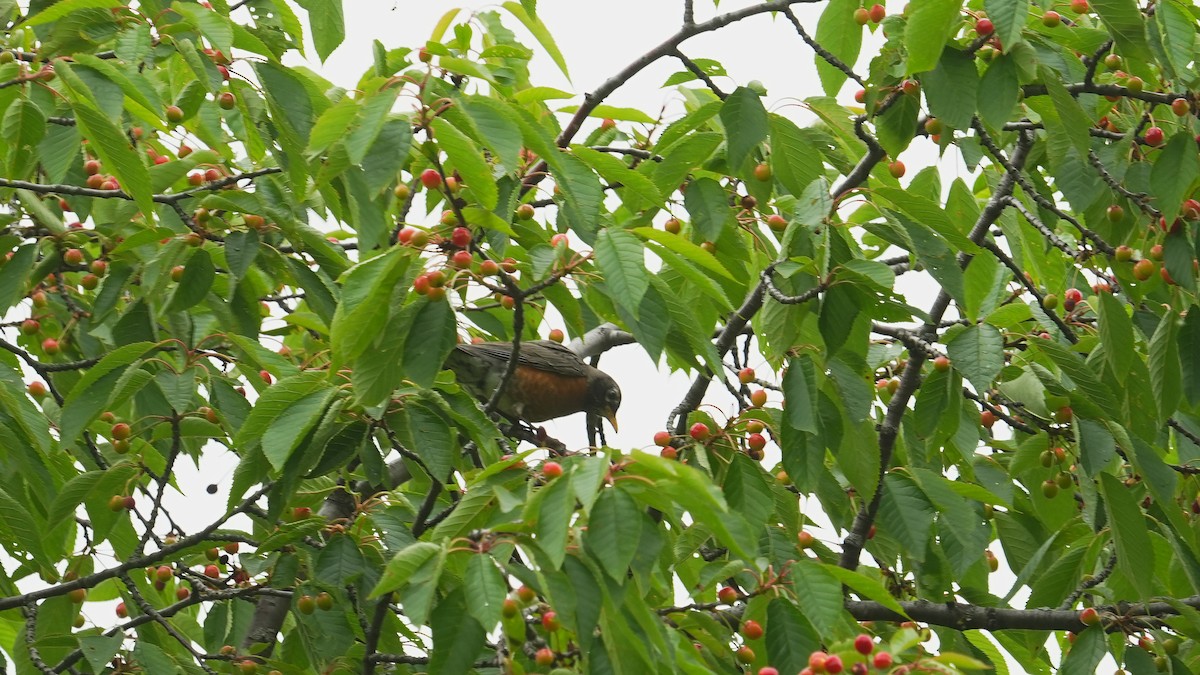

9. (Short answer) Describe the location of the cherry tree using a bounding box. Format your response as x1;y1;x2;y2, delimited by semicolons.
0;0;1197;673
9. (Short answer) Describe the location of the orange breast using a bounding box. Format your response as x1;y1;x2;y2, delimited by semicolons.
508;366;590;422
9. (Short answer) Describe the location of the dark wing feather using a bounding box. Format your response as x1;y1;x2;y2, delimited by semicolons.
454;340;589;377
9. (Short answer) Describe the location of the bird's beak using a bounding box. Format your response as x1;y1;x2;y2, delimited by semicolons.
604;409;619;433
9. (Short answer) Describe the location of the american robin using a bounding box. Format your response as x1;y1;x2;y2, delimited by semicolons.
445;340;621;431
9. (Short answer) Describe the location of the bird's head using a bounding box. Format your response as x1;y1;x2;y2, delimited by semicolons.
586;370;622;432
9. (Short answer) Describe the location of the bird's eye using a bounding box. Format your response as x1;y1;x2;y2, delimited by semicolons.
607;389;621;406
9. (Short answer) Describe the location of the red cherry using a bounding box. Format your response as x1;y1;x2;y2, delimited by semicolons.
888;161;906;178
980;410;997;428
873;652;893;669
868;3;885;22
63;248;84;265
542;461;563;479
535;648;554;667
853;7;870;24
259;370;272;384
854;633;874;654
738;367;756;384
1144;127;1164;146
1064;288;1083;303
689;423;710;441
825;654;844;673
217;92;236;110
541;610;560;631
747;433;767;452
741;619;764;640
718;586;738;604
451;250;473;268
115;601;127;618
749;389;768;407
1133;259;1155;281
450;227;471;248
1042;10;1061;26
653;431;672;447
798;531;815;548
204;564;220;578
420;169;442;189
766;214;787;231
1080;607;1099;625
548;328;564;342
933;355;950;371
975;18;994;35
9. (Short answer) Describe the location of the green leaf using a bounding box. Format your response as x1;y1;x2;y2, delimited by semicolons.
56;63;154;218
1151;132;1200;226
164;249;215;312
330;249;409;363
559;104;655;124
719;87;768;171
431;117;498;210
1039;65;1091;157
1060;626;1106;675
594;229;648;319
978;56;1019;129
652;131;722;196
429;590;487;673
24;0;122;26
783;356;818;433
1030;339;1120;419
296;0;345;62
1181;311;1200;406
172;1;234;54
923;48;979;130
789;562;845;635
571;146;663;212
946;324;1004;393
1156;0;1196;77
464;554;507;628
501;2;569;80
262;387;336;472
0;487;49;569
397;400;455;482
769;115;824;200
316;533;365;586
402;299;456;389
1096;291;1134;380
77;634;125;673
372;542;442;597
532;476;572;569
813;0;863;96
232;371;330;451
462;96;523;174
0;244;36;313
905;0;962;73
683;176;734;243
60;343;157;445
1099;473;1155;598
824;565;911;618
983;0;1029;52
2;97;46;147
1092;0;1152;62
584;487;642;581
765;598;822;674
631;227;734;280
1150;313;1183;419
878;474;935;558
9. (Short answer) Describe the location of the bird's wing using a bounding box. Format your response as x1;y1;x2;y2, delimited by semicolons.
456;340;590;377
